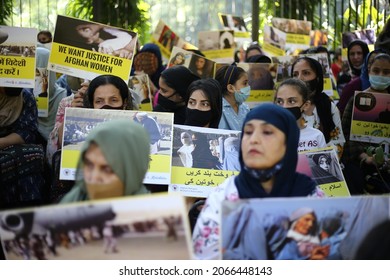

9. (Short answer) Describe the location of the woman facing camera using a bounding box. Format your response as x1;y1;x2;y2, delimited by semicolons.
185;78;223;128
60;119;150;203
192;103;325;259
47;74;136;164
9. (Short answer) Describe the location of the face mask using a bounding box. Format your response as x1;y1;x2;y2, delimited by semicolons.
86;181;124;200
304;79;318;93
234;85;251;103
99;104;123;110
369;75;390;91
286;106;302;120
157;94;181;110
185;108;212;127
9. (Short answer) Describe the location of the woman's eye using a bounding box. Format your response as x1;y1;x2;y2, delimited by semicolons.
202;102;210;107
102;166;114;174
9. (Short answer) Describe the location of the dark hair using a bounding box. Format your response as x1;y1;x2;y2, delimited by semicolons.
169;52;186;65
245;43;263;61
37;30;52;40
370;52;390;66
347;40;370;76
291;56;335;143
186;78;223;128
160;65;200;99
276;78;310;103
247;54;272;64
85;74;133;109
215;64;247;96
291;56;324;94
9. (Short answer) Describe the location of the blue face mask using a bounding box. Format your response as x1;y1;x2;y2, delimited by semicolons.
234;85;251;103
369;75;390;91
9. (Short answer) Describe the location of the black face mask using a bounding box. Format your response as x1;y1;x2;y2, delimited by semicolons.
285;106;302;120
157;94;181;111
304;78;318;93
99;104;123;110
4;87;22;97
185;108;212;127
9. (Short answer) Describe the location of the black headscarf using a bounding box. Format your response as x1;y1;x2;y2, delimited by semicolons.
234;103;316;198
160;65;200;100
347;40;370;76
292;57;336;143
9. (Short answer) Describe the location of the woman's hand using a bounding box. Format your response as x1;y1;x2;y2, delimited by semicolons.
71;81;89;108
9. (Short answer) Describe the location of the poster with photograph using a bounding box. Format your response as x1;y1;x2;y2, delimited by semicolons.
60;108;174;184
297;148;350;197
237;62;277;108
341;29;376;69
49;15;137;83
350;91;390;144
167;46;192;68
217;13;252;51
218;13;248;33
310;30;328;47
221;195;390;259
0;26;36;88
198;30;235;64
128;74;153;111
262;25;287;56
0;193;192;260
263;18;311;56
271;53;333;97
169;125;241;198
151;19;197;59
167;46;216;79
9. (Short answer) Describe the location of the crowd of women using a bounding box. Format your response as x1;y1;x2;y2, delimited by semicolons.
1;19;390;260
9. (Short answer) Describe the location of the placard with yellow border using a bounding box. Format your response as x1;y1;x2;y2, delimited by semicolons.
49;15;136;83
60;108;174;184
0;26;36;88
298;147;350;197
350;91;390;144
237;62;277;108
198;30;235;64
169;125;241;198
151;19;197;59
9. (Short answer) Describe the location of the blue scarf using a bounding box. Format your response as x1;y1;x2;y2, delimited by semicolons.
235;103;316;198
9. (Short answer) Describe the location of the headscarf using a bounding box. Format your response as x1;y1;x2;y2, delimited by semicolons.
347;40;370;76
360;49;386;91
287;208;320;243
292;57;335;143
83;74;133;110
60;119;150;203
234;103;316;198
247;54;271;64
133;43;165;88
160;65;200;100
0;89;23;127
